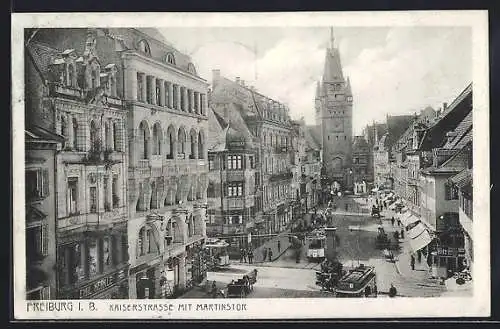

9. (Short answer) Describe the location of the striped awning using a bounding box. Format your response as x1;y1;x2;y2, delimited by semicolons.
400;213;420;228
408;226;434;252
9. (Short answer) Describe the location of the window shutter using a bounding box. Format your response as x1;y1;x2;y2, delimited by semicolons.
42;169;50;197
41;224;48;256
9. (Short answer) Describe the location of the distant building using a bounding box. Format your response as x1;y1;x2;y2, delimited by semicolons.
25;126;64;300
315;30;353;188
352;136;370;194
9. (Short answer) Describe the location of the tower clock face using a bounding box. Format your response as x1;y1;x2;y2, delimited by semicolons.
331;120;344;132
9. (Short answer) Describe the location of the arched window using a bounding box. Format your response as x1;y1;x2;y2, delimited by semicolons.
138;40;151;56
178;128;186;157
138;121;150;160
167;125;175;159
165;52;175;65
190;129;196;159
72;118;78;150
198;131;204;159
152;123;162;155
90;120;98;151
187;63;196;75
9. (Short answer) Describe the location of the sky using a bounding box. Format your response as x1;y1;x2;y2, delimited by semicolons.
160;26;472;135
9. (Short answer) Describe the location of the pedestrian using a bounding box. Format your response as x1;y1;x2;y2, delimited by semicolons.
242;248;248;263
417;249;422;263
400;229;404;239
389;283;397;297
248;249;254;264
262;248;267;262
211;281;217;298
393;230;399;241
391;216;395;226
268;248;273;262
373;283;378;297
410;254;416;270
397;219;402;227
277;240;281;253
239;248;244;263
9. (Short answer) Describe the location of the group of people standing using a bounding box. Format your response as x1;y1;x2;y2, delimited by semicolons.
239;247;254;264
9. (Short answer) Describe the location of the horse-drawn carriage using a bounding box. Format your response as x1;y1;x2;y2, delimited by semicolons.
226;269;258;298
371;205;381;218
375;225;390;249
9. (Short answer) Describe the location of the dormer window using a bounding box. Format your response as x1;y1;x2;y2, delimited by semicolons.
138;39;151;56
187;63;196;75
165;53;175;65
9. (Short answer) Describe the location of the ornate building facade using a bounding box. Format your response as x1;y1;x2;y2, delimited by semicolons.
112;28;209;298
315;30;353;188
26;29;130;299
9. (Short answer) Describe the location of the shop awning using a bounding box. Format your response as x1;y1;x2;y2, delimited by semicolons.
400;213;420;228
408;227;434;252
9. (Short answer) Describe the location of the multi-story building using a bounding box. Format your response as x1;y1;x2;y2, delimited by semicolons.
206;106;257;250
25;126;64;300
291;119;322;214
352;136;370;194
210;70;295;236
418;85;472;278
26;29;130;299
315;31;353;188
108;28;209;298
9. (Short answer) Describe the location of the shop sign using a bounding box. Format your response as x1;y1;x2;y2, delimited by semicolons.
437;247;464;257
79;269;126;299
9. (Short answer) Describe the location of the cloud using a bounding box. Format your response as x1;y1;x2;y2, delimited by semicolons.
163;27;471;135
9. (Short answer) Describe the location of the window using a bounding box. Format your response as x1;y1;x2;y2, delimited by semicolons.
190;133;196;159
180;87;186;111
445;183;459;200
26;169;49;200
103;237;111;271
187;63;196;74
328;136;330;140
227;155;243;170
112;175;119;207
88;238;99;276
172;85;178;109
26;224;48;260
198;131;204;159
137;73;144;101
90;186;97;213
152;123;161;155
167;129;175;159
72;118;78;150
208;155;215;170
104;176;110;211
165;53;175;65
226;182;244;197
67;64;74;87
146;76;153;104
90;120;98;151
67;178;78;215
138;40;151;56
113;122;119;151
155;80;161;105
249;156;254;169
178;129;186;156
336;136;338;140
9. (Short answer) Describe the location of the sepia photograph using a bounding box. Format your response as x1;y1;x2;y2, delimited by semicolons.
12;11;490;319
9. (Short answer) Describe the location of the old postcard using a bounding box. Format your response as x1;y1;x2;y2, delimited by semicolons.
12;11;490;320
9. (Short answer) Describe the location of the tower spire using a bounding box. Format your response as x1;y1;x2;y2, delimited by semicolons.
330;27;334;49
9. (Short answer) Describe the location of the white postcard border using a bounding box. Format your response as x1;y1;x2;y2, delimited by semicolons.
11;10;490;320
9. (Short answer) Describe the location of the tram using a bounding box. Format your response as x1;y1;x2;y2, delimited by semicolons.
205;238;230;269
335;264;377;297
306;230;326;262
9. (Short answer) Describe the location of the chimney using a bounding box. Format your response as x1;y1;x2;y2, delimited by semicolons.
235;77;241;84
443;102;448;112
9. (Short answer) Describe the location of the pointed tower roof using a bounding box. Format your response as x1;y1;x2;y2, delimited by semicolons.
322;29;344;83
345;77;352;96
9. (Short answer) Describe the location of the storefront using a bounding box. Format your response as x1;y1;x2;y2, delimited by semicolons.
59;267;129;299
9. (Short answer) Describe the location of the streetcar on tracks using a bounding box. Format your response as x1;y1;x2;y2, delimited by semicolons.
334;264;377;297
205;238;230;269
305;229;326;262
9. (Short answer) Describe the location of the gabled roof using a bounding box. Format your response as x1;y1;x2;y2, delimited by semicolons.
442;110;473;150
26;41;61;81
449;168;472;189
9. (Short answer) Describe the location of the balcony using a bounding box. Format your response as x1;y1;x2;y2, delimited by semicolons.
224;195;255;210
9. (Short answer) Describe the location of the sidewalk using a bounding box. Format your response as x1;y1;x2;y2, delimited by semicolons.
251;232;292;263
